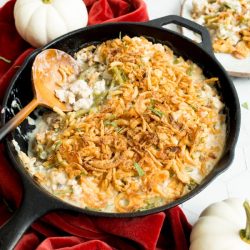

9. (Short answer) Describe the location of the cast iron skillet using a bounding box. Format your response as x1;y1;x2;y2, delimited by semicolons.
0;15;240;249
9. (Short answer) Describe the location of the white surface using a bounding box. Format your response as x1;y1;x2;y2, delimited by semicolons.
1;0;250;225
181;0;250;77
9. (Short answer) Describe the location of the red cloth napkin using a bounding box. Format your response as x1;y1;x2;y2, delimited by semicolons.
0;1;192;249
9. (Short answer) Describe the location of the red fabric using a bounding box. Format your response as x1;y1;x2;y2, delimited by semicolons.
85;0;149;25
0;1;192;249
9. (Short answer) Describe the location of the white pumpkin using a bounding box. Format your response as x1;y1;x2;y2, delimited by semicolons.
14;0;88;48
190;198;250;250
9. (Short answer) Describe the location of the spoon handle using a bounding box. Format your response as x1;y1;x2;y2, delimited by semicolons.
0;98;39;141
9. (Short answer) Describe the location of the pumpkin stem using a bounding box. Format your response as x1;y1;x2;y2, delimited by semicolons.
42;0;53;4
240;201;250;244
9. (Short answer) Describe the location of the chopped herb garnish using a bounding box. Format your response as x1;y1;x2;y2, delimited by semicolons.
169;169;175;177
188;103;198;111
222;2;231;9
186;65;194;76
116;127;124;133
134;162;145;177
106;114;116;120
148;107;164;118
81;170;87;176
51;140;62;151
119;31;122;40
104;120;117;127
150;99;156;107
187;179;198;191
75;109;88;117
104;119;124;132
0;56;11;64
148;100;164;118
242;102;249;110
173;57;180;64
54;128;59;133
111;66;127;85
141;197;164;210
93;90;108;106
185;166;193;172
44;162;60;169
85;206;102;211
53;188;72;196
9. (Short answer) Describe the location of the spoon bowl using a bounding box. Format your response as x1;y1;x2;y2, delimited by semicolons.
0;49;79;140
32;49;78;111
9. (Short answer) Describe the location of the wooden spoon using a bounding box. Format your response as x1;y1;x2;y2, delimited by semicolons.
0;49;79;140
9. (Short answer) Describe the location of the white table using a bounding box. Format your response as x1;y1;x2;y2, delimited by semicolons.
1;0;250;225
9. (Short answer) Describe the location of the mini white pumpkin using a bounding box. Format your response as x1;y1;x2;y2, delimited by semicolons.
14;0;88;48
190;198;250;250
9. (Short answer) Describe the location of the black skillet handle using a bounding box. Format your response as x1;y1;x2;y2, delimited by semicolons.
0;180;59;250
147;15;213;55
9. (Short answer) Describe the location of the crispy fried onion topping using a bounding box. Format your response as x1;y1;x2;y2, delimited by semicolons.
32;36;226;212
